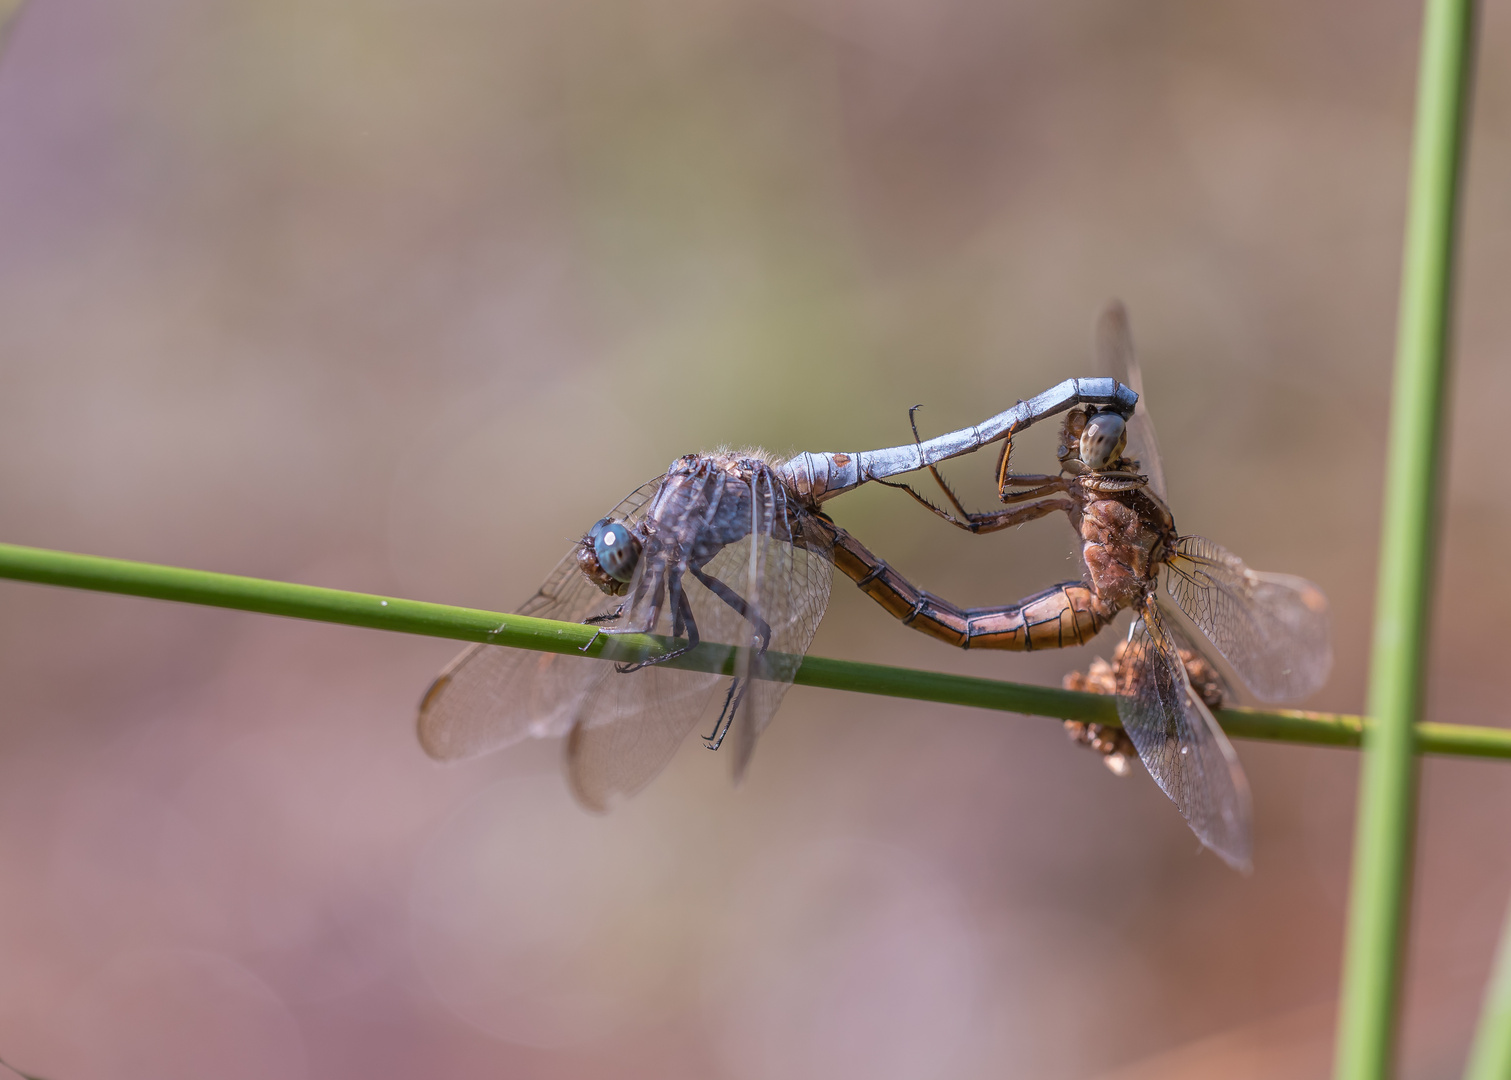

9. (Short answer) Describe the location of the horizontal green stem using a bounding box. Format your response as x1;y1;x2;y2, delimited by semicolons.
0;542;1507;759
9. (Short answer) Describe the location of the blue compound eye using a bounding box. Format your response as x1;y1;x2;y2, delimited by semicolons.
590;519;640;583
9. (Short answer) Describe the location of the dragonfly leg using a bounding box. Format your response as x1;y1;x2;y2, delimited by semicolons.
579;604;626;654
899;408;1072;520
998;482;1071;505
991;437;1077;502
683;563;772;750
670;578;688;640
902;404;984;527
704;674;747;750
689;565;773;651
817;519;1116;649
878;481;1074;535
615;569;701;672
881;411;1074;531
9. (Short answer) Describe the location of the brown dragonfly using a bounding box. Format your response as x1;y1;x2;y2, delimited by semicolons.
818;304;1331;870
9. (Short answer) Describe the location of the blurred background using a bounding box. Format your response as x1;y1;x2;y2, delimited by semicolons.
0;0;1507;1076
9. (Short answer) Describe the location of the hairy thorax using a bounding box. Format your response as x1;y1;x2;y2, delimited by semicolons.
1073;477;1177;613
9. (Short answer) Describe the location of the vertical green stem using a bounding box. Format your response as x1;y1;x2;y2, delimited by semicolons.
1333;1;1475;1078
1463;895;1511;1080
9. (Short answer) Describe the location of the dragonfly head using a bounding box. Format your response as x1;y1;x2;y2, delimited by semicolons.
578;517;642;595
1060;407;1128;472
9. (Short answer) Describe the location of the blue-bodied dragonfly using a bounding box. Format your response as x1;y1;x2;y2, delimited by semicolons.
416;380;1138;811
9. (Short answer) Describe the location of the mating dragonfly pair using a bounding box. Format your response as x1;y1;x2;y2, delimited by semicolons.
418;304;1330;871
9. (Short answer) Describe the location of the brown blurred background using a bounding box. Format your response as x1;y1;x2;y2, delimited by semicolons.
0;0;1508;1077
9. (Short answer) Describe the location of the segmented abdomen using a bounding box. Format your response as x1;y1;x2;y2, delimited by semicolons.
822;521;1113;651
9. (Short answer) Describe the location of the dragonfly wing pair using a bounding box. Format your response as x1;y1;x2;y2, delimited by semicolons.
417;460;834;811
1121;537;1329;873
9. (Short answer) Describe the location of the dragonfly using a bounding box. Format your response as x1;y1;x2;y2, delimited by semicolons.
832;303;1332;870
416;380;1138;811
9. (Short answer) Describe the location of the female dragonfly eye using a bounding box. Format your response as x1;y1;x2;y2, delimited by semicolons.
588;518;641;583
1080;411;1128;471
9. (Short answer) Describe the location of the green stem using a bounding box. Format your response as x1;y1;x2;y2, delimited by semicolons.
0;542;1508;758
1464;894;1511;1080
1334;1;1475;1077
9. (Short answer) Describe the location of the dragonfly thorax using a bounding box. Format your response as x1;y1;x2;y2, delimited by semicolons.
1075;484;1178;614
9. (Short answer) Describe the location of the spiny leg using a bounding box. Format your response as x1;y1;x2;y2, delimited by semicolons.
994;438;1072;501
877;462;1066;521
911;406;1061;514
577;604;627;652
996;475;1070;503
906;404;982;524
878;482;1077;535
873;475;969;528
886;407;1072;529
870;477;1069;537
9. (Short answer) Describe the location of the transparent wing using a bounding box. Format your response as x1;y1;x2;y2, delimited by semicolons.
729;471;835;780
1150;593;1235;712
563;658;730;812
1164;535;1332;702
1117;599;1252;871
567;465;835;808
415;478;664;762
1095;300;1167;502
